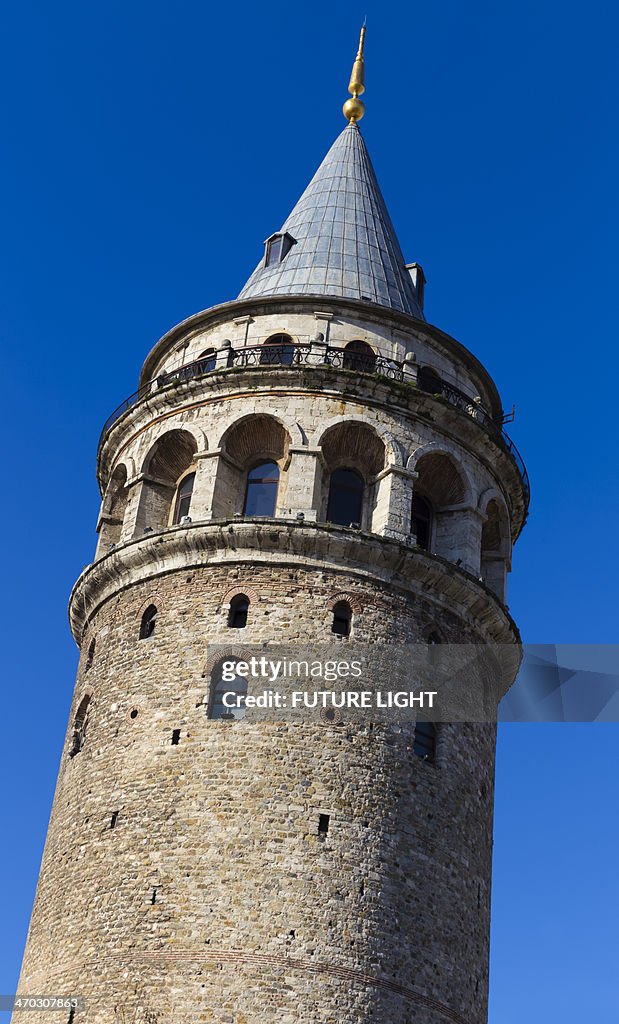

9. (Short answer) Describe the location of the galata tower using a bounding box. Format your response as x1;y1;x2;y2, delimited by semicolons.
14;28;528;1024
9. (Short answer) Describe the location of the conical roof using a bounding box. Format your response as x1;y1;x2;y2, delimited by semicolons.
238;123;424;319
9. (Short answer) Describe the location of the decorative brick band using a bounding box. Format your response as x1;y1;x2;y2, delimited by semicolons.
23;948;472;1024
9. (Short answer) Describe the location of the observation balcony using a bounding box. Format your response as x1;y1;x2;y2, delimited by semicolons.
98;341;530;513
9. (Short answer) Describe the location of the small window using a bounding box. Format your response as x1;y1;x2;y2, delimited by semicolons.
69;695;91;758
331;601;352;637
243;460;280;516
85;638;96;672
327;468;364;527
343;340;376;374
418;366;443;395
228;595;249;629
318;813;330;835
208;661;248;721
197;348;217;373
412;495;432;551
413;717;437;762
259;334;296;366
139;604;157;640
173;472;195;524
264;232;296;267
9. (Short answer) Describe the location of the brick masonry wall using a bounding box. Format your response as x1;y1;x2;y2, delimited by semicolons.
16;562;497;1024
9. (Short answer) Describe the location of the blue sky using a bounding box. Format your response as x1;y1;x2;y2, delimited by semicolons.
1;0;618;1020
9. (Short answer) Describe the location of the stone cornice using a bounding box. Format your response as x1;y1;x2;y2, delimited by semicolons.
69;519;521;682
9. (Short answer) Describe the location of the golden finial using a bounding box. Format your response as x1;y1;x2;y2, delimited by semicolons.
343;22;366;124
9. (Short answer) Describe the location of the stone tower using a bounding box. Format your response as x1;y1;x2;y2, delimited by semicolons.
15;33;528;1024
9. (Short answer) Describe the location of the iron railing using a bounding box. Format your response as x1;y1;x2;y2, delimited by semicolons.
99;343;530;504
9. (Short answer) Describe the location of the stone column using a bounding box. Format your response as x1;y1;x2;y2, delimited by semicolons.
276;446;323;521
372;466;417;539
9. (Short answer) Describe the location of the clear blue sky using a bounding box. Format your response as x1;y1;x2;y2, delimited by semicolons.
1;1;618;1020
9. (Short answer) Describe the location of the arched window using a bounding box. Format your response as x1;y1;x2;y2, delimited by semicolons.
259;334;296;366
173;472;195;524
327;468;364;527
69;695;91;758
140;604;157;640
243;461;280;516
197;348;217;373
85;638;96;672
331;601;352;637
208;660;248;721
343;340;376;374
412;494;432;550
228;595;249;629
418;366;443;395
413;717;437;762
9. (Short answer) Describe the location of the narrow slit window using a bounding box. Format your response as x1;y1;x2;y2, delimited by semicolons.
413;717;437;762
85;638;96;672
228;594;250;629
412;495;432;551
318;813;330;836
171;729;181;745
139;605;157;640
69;695;91;758
331;601;352;638
110;810;119;829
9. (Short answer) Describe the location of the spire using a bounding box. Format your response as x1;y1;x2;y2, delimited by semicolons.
238;28;424;320
343;22;366;124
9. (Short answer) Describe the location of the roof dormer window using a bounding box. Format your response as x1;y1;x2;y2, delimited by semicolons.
264;232;296;267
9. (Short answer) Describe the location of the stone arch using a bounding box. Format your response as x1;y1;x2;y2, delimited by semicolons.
220;585;260;608
97;462;129;553
135;429;198;534
479;492;511;601
317;419;387;531
409;446;473;562
406;442;474;505
213;414;293;518
325;591;364;614
315;415;400;468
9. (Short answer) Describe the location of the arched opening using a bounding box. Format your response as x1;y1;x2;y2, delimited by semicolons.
319;422;386;531
331;601;352;637
140;604;157;640
481;498;510;601
173;471;196;524
136;430;198;534
413;717;437;762
69;695;91;758
197;348;217;373
418;366;443;395
327;468;364;527
97;464;129;554
411;452;467;561
343;340;376;374
228;594;250;629
259;334;296;366
85;638;96;672
411;494;433;551
214;415;291;519
244;461;280;516
207;659;248;721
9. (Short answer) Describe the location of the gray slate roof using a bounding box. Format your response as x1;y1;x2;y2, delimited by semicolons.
238;123;424;319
